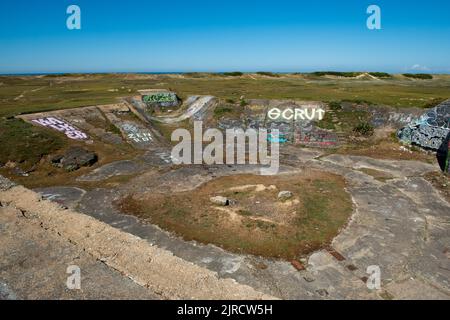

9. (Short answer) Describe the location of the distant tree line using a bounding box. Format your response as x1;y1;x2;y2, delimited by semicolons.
402;73;433;80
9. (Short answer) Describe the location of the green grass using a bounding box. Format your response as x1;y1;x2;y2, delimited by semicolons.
214;105;234;118
0;73;448;169
0;118;66;170
316;102;371;133
1;73;449;119
315;111;336;130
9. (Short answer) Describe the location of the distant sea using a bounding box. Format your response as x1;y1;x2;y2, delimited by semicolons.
0;72;189;76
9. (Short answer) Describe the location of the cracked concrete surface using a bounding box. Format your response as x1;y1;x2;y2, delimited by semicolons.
0;205;161;300
0;183;275;300
1;109;449;300
2;149;445;300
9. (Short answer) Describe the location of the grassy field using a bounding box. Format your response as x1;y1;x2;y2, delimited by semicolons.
0;73;448;172
0;118;66;170
1;73;450;118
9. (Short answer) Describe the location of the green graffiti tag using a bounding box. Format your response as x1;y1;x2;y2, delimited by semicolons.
143;93;177;104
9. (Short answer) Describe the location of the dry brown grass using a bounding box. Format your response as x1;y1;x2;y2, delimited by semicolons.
117;170;353;260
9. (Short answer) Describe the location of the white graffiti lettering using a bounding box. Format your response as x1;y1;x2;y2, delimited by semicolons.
32;117;88;140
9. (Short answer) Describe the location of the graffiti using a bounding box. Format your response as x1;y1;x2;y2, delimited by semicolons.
398;99;450;150
371;111;419;128
388;113;416;125
268;132;288;144
120;122;153;143
294;126;338;148
32;117;88;140
143;93;177;104
155;152;172;164
267;107;326;121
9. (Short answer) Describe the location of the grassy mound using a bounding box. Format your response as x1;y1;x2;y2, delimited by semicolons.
118;171;353;260
0;118;66;170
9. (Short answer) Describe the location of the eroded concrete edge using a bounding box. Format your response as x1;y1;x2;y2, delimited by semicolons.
0;180;276;300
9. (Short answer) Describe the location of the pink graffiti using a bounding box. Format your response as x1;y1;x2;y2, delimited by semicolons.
31;117;88;140
294;128;338;147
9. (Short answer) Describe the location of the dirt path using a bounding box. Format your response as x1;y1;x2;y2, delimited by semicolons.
13;86;47;101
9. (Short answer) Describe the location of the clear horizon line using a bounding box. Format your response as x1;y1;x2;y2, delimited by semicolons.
1;70;450;76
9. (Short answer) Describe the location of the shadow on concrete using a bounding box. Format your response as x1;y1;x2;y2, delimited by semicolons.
436;132;450;172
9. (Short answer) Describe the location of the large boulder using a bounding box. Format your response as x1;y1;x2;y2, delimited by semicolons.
278;191;293;200
210;196;230;206
398;99;450;151
51;147;98;171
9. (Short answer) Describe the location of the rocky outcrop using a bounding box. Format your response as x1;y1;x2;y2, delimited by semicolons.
398;99;450;151
51;147;98;171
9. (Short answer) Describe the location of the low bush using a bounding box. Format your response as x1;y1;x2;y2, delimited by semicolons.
403;73;433;80
353;122;375;137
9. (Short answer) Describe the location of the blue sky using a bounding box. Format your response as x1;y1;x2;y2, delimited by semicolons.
1;0;450;74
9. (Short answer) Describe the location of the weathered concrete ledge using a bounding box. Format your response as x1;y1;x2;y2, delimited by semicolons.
0;178;275;300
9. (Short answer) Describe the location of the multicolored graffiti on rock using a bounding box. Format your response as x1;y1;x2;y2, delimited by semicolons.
32;117;88;140
398;99;450;150
294;125;338;148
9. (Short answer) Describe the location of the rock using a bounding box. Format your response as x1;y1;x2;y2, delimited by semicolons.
278;191;293;200
398;99;450;151
210;196;230;206
140;90;180;111
291;260;305;271
0;175;16;191
303;274;316;282
316;289;329;297
4;161;16;169
51;147;98;172
11;167;28;177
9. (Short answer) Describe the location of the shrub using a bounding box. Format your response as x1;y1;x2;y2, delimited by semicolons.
214;106;233;117
369;72;392;78
342;99;375;106
222;72;243;77
403;73;433;80
240;100;249;107
421;98;447;109
312;71;363;78
353;122;375;137
256;71;279;77
328;101;342;110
